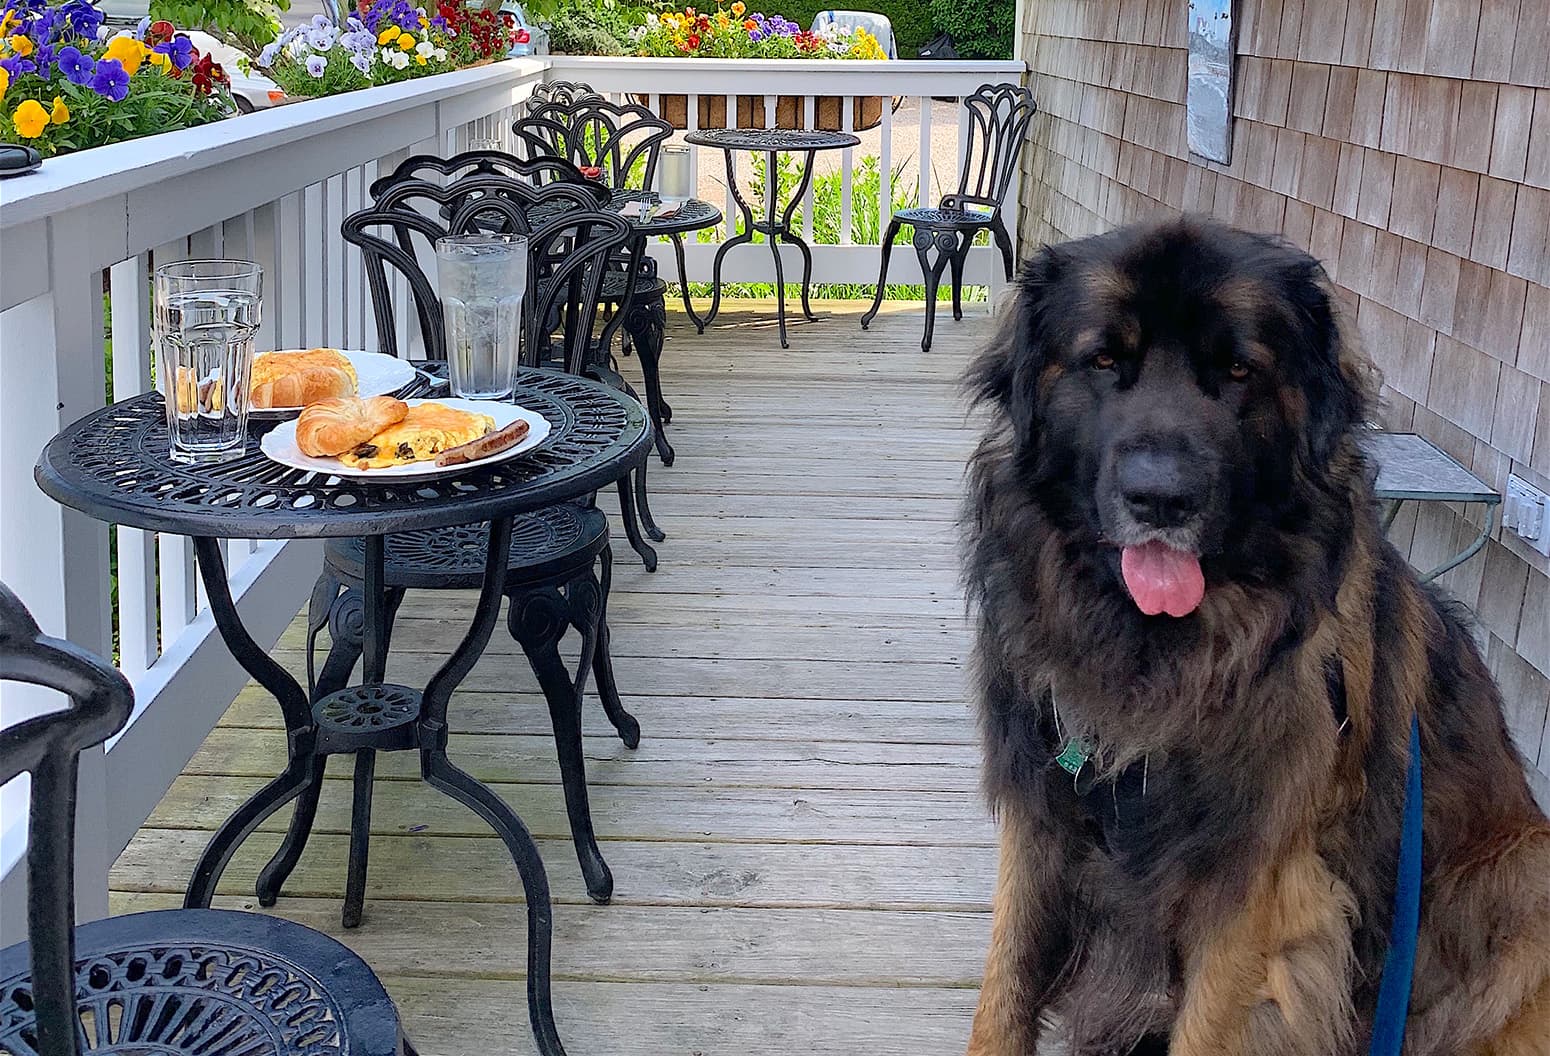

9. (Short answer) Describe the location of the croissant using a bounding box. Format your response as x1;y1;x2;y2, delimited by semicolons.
250;349;359;409
295;396;410;457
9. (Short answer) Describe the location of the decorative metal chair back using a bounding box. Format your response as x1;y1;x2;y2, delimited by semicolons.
369;149;601;200
0;583;134;1056
514;98;673;193
949;83;1037;212
526;79;600;112
341;173;631;374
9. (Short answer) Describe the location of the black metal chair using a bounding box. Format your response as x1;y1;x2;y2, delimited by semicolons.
526;78;599;113
259;175;640;922
359;150;668;570
0;582;415;1055
861;83;1037;351
514;100;691;460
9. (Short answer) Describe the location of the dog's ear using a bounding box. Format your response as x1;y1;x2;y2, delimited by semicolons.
968;245;1068;447
1288;259;1371;463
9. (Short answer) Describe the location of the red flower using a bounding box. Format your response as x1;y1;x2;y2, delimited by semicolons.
696;13;709;29
686;31;701;48
148;18;175;43
515;27;529;42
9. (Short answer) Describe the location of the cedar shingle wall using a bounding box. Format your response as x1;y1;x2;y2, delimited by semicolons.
1015;0;1550;800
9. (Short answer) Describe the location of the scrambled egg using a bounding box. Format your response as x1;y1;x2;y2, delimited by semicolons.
338;402;495;470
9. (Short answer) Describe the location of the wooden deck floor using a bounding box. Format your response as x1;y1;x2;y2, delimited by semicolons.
110;300;998;1055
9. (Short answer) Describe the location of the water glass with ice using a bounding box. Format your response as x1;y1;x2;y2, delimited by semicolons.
154;260;263;464
659;144;692;205
435;234;528;400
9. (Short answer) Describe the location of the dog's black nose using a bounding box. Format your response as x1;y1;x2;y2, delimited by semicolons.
1116;448;1205;528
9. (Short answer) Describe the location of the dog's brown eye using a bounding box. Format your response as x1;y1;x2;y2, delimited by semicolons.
1229;361;1251;381
1091;353;1116;371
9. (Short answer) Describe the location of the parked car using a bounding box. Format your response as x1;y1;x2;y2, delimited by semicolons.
94;0;286;113
501;1;549;57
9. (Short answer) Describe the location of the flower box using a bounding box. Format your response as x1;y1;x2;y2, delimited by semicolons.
648;92;885;132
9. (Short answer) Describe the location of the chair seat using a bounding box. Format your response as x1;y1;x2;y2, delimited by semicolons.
602;271;668;302
894;205;996;229
0;908;403;1055
324;502;610;590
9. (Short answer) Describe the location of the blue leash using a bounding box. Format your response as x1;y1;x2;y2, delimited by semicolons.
1369;714;1423;1055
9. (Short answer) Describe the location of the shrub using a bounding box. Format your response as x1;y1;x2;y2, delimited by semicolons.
929;0;1013;59
762;0;932;56
149;0;289;52
542;0;638;55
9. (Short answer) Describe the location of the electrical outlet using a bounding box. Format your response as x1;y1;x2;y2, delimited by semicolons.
1504;475;1550;558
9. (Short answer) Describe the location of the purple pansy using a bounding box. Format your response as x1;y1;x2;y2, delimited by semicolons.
132;14;150;39
56;43;92;83
89;56;130;101
305;53;327;76
0;55;36;77
153;33;195;70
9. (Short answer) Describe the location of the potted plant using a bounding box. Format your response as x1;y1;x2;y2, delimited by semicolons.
630;4;891;132
0;1;234;157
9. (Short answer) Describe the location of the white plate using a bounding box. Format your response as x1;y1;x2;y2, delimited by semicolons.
249;349;418;419
259;398;552;480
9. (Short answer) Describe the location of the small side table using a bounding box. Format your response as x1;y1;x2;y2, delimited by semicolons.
1363;431;1502;582
685;127;861;348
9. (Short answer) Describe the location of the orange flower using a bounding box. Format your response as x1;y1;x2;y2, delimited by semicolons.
731;1;745;13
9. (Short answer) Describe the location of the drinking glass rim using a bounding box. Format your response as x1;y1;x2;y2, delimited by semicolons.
155;258;263;281
436;233;530;252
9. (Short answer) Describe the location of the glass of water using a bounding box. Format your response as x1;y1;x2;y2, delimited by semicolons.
659;144;692;205
154;260;263;464
435;234;528;399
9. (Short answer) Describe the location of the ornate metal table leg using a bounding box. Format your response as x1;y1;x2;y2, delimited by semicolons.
419;517;568;1056
624;292;674;466
763;149;791;349
670;233;704;333
784;150;822;322
340;534;390;928
185;537;320;909
702;147;755;330
256;767;324;907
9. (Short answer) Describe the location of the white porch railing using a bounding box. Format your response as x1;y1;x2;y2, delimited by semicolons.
548;56;1026;291
0;53;1023;939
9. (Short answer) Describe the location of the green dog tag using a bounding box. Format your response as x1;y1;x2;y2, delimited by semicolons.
1055;735;1095;776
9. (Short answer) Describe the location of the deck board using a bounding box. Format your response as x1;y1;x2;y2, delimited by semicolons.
111;300;1000;1055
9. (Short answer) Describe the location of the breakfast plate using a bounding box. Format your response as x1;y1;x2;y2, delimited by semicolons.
259;398;552;479
249;349;418;419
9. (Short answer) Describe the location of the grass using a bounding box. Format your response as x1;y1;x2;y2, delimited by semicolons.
678;152;989;304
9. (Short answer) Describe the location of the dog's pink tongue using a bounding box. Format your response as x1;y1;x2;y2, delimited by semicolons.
1120;541;1205;617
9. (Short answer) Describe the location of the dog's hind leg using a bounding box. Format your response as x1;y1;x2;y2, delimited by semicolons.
1171;844;1358;1056
967;799;1076;1056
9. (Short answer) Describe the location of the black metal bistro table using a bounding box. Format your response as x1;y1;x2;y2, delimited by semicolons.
34;368;652;1056
684;128;861;348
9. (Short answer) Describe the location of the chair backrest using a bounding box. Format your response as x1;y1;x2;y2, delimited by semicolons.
809;9;896;58
952;83;1037;210
342;172;632;374
526;79;600;112
514;98;673;193
369;149;601;201
0;583;135;1056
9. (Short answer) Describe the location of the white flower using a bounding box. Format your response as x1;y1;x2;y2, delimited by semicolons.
415;39;435;56
388;49;410;69
432;47;447;61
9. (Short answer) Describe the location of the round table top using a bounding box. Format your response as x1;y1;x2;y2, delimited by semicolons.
34;367;651;540
609;190;723;237
684;128;861;152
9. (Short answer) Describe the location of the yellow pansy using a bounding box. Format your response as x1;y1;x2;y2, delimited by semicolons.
103;35;145;74
0;11;16;35
397;31;414;50
730;1;744;13
9;33;33;57
0;66;9;98
415;53;426;64
378;26;398;44
50;96;68;124
12;98;49;137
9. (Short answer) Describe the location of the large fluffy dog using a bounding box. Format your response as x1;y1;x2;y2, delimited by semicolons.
963;218;1550;1055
